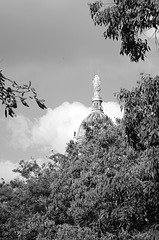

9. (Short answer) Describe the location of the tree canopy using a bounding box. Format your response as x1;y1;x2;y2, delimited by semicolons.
116;74;159;150
0;70;47;117
89;0;159;62
1;2;159;238
1;74;159;239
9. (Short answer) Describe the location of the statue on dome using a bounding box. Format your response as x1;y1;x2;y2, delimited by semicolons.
92;75;101;97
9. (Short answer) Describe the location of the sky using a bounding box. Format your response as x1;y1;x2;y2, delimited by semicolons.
0;0;159;181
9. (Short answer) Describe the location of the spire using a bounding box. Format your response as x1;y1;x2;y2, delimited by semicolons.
92;75;103;111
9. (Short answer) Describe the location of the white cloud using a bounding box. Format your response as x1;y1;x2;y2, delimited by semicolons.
143;27;159;39
103;101;123;121
7;101;123;154
7;115;33;150
0;160;20;182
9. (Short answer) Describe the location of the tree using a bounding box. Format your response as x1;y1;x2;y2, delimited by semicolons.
0;70;47;117
116;74;159;151
89;0;159;62
52;112;159;239
0;158;58;240
1;76;159;239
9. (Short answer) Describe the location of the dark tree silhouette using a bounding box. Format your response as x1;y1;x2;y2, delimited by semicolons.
89;0;159;62
0;70;46;117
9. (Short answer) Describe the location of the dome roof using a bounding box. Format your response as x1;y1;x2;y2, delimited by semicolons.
75;75;107;141
76;110;107;141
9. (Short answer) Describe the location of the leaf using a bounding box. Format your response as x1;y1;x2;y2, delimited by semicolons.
35;98;47;110
13;81;18;86
20;97;29;107
31;88;37;97
23;84;29;88
5;108;7;118
31;88;36;93
7;87;12;93
38;99;45;103
11;100;17;109
8;108;15;117
0;71;6;80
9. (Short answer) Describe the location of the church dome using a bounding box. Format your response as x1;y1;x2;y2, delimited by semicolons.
76;110;108;141
75;75;107;141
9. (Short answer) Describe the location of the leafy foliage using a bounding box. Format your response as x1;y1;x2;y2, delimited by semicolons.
89;0;159;62
0;70;47;117
1;74;159;239
116;74;159;150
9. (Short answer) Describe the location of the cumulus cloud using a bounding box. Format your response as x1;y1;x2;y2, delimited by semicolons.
0;160;20;182
7;101;123;154
143;27;159;39
7;115;33;150
103;101;123;121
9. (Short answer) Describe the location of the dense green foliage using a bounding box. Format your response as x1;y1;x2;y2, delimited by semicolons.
89;0;159;62
0;70;46;117
1;74;159;239
116;74;159;151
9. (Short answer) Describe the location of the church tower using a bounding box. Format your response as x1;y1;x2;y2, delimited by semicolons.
75;75;107;142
